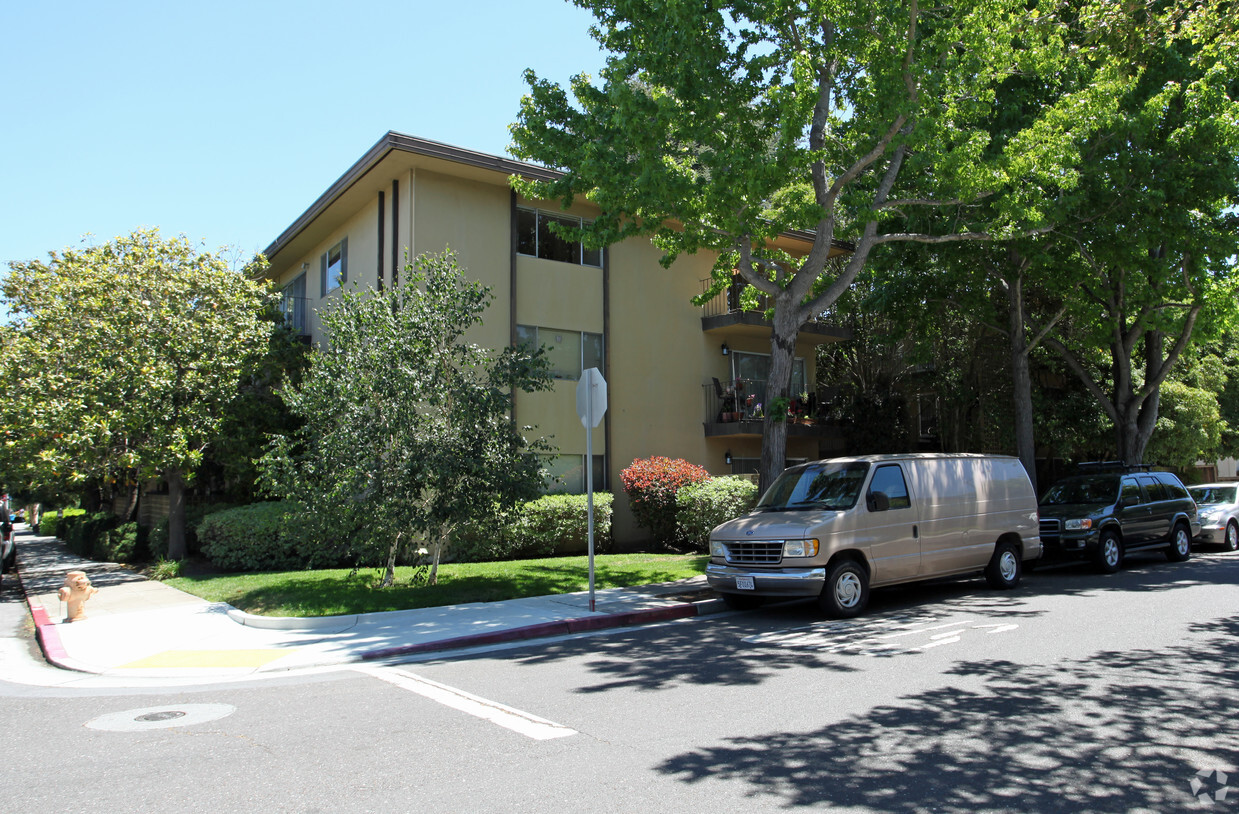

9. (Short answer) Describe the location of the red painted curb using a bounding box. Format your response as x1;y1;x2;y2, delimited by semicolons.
361;602;701;661
14;565;71;666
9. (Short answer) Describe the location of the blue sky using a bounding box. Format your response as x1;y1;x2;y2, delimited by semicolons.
0;0;608;269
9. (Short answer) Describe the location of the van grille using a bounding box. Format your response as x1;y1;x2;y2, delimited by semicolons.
725;541;784;565
1039;518;1061;541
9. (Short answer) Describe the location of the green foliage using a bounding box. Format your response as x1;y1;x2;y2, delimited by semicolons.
196;501;328;573
675;477;759;552
451;493;614;563
147;558;184;581
510;0;1106;489
38;508;85;538
166;553;709;617
55;511;145;563
147;501;240;560
1146;381;1224;470
259;250;554;587
621;457;710;547
0;229;276;557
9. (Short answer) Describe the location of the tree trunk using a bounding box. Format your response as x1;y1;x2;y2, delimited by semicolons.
165;467;188;560
758;304;801;494
122;482;140;522
1005;270;1037;492
382;532;400;588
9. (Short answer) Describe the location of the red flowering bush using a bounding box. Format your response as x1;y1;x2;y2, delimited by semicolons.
621;456;711;546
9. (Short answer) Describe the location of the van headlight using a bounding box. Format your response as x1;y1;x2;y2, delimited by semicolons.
710;541;729;558
783;539;820;558
1064;518;1093;530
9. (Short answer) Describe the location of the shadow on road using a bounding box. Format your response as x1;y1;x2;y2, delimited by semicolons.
649;610;1239;812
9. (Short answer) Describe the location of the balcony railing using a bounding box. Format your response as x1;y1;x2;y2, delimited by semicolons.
699;279;846;339
703;379;839;436
700;279;774;319
279;295;310;336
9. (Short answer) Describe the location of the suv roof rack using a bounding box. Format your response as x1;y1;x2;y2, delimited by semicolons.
1076;461;1153;473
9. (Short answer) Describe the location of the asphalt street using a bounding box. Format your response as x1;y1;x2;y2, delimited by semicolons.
3;548;1237;813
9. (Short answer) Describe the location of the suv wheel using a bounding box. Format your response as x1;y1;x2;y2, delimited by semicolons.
1166;522;1192;562
1225;521;1239;553
984;541;1022;589
819;559;869;619
1095;530;1123;574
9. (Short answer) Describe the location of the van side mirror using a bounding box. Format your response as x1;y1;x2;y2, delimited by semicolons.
867;491;890;512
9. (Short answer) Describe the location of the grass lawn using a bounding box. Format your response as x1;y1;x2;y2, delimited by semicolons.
166;552;710;617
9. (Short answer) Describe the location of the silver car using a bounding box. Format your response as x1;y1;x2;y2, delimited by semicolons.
1188;483;1239;552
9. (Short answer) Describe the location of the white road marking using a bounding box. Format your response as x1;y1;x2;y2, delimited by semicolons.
744;615;1019;656
355;665;577;741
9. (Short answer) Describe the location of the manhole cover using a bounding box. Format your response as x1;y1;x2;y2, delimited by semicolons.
86;704;235;732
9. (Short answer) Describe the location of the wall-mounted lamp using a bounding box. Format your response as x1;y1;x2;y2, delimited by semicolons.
725;450;733;465
301;262;310;272
721;342;730;356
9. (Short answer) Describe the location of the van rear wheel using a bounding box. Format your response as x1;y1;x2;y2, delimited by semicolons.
984;541;1022;589
819;560;869;619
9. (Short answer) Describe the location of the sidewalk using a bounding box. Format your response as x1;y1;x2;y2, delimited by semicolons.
9;527;725;681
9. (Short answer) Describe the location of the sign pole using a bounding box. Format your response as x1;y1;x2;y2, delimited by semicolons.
576;368;607;613
586;395;595;612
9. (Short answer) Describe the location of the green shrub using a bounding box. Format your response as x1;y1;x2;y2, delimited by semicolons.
451;493;614;563
621;456;710;546
148;501;239;560
38;508;85;538
676;476;760;551
93;522;146;563
197;501;325;572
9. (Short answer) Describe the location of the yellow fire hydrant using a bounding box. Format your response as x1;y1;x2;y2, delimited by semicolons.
58;571;98;622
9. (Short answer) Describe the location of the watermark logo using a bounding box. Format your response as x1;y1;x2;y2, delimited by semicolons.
1190;770;1232;805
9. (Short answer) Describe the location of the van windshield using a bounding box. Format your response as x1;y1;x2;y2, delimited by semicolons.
756;462;870;511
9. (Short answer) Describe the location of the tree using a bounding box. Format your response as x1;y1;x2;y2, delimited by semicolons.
1038;1;1239;465
0;229;275;558
511;0;1093;490
258;251;553;588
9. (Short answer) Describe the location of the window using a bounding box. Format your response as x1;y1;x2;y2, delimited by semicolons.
321;237;348;296
517;325;603;380
542;454;607;494
517;207;603;267
280;273;307;334
868;465;911;510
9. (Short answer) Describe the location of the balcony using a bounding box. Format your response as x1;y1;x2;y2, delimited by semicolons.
703;379;842;439
700;279;849;343
279;295;310;338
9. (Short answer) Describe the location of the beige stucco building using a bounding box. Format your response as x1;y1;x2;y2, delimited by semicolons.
256;132;850;543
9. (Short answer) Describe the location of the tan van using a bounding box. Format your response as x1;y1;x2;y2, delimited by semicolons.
706;453;1042;617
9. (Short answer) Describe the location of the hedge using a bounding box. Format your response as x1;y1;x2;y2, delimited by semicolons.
54;510;148;563
38;508;86;539
675;477;760;551
196;501;328;572
451;493;613;563
621;457;710;546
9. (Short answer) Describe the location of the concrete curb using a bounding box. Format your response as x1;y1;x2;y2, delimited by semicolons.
15;564;97;674
225;608;363;631
362;597;727;660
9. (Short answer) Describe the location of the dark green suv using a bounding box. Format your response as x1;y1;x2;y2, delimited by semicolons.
1038;469;1200;573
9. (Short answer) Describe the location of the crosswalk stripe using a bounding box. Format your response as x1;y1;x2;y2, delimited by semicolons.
354;665;577;741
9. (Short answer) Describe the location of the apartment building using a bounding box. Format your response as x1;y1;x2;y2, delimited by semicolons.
256;132;851;543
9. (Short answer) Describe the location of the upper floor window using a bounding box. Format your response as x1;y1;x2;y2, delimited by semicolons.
516;324;603;380
517;207;603;267
321;237;348;296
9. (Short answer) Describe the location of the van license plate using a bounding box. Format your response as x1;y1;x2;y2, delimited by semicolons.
735;576;755;590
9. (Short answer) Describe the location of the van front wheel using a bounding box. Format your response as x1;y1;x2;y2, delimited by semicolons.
984;541;1022;589
819;560;869;619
